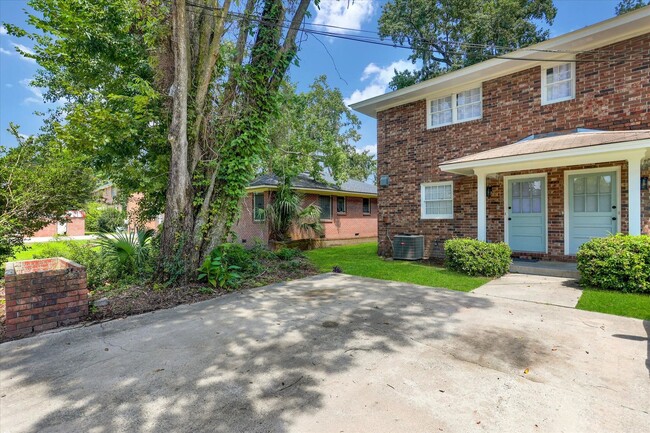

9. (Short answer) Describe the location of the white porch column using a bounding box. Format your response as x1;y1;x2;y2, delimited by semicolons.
628;153;644;236
476;170;487;241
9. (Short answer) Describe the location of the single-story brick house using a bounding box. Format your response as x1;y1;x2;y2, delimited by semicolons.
351;7;650;261
232;173;378;247
31;210;86;238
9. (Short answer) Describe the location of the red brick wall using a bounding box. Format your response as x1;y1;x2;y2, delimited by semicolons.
32;216;86;238
127;193;160;231
231;192;378;245
376;33;650;259
4;258;88;338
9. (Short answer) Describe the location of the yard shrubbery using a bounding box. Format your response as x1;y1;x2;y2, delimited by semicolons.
444;239;512;277
577;234;650;293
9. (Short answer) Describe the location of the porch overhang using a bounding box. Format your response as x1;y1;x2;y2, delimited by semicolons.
439;131;650;176
439;130;650;241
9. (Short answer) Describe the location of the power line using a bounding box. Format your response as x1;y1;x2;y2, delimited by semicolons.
179;1;647;63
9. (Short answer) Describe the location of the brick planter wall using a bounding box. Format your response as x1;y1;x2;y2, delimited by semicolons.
4;258;88;338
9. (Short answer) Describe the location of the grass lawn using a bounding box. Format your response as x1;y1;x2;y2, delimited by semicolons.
10;240;90;262
576;289;650;321
305;242;489;292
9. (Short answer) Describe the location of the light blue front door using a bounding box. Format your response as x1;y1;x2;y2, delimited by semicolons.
508;178;546;253
568;171;618;255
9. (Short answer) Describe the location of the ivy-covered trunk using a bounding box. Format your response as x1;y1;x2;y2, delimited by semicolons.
158;0;310;282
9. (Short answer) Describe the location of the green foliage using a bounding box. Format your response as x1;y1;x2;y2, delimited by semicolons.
266;76;376;183
444;239;512;277
616;0;649;15
0;128;95;264
378;0;557;89
97;207;126;233
305;242;489;292
275;247;303;261
197;248;242;290
95;229;155;278
576;234;650;293
263;181;324;241
4;0;169;222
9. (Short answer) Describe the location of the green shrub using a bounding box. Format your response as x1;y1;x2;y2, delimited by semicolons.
95;230;154;278
197;247;241;290
275;247;302;261
96;207;126;233
577;234;650;293
66;242;117;289
32;243;67;259
444;239;511;277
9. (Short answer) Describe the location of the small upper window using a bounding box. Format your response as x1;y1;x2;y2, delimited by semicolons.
421;182;453;219
428;86;482;128
336;196;346;214
319;195;332;220
542;63;575;105
253;192;265;222
362;198;371;215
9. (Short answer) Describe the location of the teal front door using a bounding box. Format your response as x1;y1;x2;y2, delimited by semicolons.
507;178;546;253
567;171;618;255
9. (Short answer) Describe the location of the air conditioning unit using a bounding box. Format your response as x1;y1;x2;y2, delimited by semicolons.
392;234;424;260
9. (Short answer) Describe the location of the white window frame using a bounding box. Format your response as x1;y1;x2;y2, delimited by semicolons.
427;86;482;129
421;181;454;220
541;62;576;105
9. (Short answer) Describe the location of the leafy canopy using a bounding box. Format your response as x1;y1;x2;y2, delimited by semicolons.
378;0;557;89
615;0;649;14
266;75;376;184
0;125;95;263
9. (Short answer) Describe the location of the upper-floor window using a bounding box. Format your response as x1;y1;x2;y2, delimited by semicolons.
541;63;575;105
421;182;453;219
427;86;482;128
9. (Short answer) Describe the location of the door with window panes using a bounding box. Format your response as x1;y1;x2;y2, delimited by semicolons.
567;171;617;255
507;178;546;253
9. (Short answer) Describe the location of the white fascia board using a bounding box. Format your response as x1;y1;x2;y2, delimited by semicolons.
440;139;650;175
350;8;650;118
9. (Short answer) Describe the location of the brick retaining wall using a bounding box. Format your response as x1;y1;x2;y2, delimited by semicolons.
4;258;88;338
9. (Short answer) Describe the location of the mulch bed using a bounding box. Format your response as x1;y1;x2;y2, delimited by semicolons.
0;257;318;343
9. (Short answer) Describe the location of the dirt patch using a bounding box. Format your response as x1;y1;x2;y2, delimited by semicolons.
0;257;318;343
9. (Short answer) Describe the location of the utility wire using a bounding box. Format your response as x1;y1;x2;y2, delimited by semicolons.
179;1;648;63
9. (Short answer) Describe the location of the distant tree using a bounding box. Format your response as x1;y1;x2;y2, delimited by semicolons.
0;125;94;263
615;0;648;14
378;0;557;89
266;76;376;184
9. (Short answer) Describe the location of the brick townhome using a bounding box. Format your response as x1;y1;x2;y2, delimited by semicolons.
233;173;378;247
351;8;650;261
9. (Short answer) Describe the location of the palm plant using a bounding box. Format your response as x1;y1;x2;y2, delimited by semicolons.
264;181;323;242
95;229;155;277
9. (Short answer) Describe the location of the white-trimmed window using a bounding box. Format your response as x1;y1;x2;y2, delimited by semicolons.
428;86;482;128
541;62;575;105
336;196;346;214
253;192;265;222
421;182;453;219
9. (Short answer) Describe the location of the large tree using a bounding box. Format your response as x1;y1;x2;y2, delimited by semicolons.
378;0;557;89
616;0;648;14
8;0;313;282
266;75;376;184
0;126;95;263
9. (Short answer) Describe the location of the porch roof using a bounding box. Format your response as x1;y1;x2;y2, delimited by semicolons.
440;129;650;175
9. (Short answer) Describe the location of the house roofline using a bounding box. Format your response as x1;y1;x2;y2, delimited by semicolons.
350;6;650;118
246;185;377;198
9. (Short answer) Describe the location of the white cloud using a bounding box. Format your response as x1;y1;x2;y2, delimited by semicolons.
0;26;7;36
313;0;374;33
11;42;36;63
20;78;45;104
344;59;418;106
0;47;11;55
356;143;377;156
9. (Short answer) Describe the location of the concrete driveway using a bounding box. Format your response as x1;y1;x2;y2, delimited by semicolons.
1;274;648;433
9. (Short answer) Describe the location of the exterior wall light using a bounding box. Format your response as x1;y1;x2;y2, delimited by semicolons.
642;176;648;190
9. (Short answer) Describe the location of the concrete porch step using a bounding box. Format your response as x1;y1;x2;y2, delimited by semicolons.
509;260;580;279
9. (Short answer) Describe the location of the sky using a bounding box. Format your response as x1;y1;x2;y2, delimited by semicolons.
0;0;622;154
